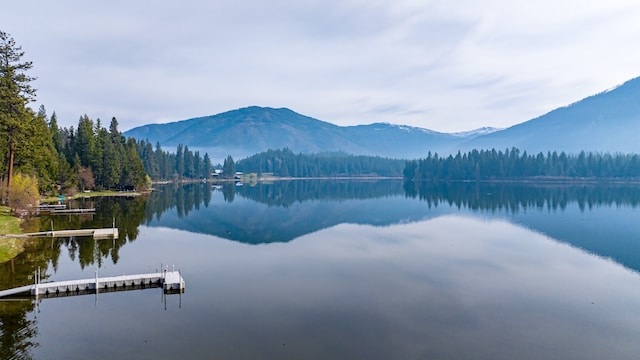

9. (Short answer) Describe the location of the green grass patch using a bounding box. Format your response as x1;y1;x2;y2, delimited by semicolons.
0;238;23;263
0;206;25;263
0;206;22;234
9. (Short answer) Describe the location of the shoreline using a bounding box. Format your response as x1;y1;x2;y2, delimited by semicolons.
154;175;640;185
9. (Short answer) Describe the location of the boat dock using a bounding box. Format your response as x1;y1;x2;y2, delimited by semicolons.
37;204;96;215
0;269;185;299
4;228;118;239
50;208;96;214
37;204;67;211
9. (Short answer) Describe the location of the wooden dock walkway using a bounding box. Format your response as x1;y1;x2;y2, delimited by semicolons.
37;206;96;215
50;208;96;214
37;204;67;210
0;269;185;299
3;228;118;239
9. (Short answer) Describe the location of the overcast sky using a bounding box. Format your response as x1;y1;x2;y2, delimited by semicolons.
2;1;639;132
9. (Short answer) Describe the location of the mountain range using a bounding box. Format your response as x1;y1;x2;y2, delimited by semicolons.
125;76;640;160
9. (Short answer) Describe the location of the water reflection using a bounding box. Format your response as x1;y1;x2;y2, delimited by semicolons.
404;181;640;212
2;181;640;359
141;181;640;274
0;299;38;359
211;216;638;359
4;181;640;281
34;215;635;359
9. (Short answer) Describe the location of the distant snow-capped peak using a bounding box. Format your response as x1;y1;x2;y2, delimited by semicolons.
369;122;441;134
451;127;503;138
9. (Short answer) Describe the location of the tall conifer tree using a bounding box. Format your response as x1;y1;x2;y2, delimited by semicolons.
0;30;36;188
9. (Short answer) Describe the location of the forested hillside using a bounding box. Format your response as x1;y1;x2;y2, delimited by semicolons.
136;141;213;181
404;148;640;181
237;148;406;178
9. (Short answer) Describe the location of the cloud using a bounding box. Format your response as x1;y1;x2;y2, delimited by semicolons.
2;0;639;132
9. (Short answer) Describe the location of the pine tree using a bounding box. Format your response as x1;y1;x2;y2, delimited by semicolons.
0;30;37;189
142;140;159;179
203;153;212;179
184;145;194;178
75;115;95;167
175;144;184;179
30;105;59;190
222;155;236;179
121;138;146;189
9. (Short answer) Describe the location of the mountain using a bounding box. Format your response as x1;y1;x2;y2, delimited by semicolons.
340;123;461;157
125;76;640;160
451;127;503;138
124;106;472;160
461;77;640;154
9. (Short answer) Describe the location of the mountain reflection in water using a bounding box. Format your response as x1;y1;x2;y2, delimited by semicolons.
143;181;640;274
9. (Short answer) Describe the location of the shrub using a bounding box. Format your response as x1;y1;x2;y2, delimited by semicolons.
8;173;39;212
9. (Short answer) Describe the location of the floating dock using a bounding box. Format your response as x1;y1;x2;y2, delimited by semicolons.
50;208;96;214
0;269;185;299
37;206;95;215
37;204;67;210
4;228;118;239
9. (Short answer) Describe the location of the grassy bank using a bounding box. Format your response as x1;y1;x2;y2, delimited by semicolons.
0;206;25;263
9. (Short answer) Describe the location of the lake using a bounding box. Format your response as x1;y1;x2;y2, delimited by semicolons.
2;180;640;359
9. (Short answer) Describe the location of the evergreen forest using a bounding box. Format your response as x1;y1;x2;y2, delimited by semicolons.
236;148;406;178
403;148;640;181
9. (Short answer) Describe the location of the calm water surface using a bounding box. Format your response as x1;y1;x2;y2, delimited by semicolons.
2;181;640;359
